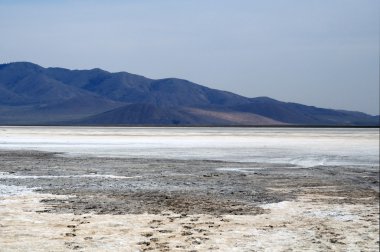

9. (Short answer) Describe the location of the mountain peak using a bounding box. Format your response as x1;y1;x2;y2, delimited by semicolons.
0;61;43;71
250;97;280;102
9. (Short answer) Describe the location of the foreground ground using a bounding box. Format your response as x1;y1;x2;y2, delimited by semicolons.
0;150;379;251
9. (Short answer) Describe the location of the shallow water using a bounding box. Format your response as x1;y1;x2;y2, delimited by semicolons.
0;126;378;168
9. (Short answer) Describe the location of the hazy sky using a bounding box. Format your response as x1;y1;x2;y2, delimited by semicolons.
1;0;379;114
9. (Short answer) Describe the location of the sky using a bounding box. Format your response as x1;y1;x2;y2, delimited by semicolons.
0;0;379;114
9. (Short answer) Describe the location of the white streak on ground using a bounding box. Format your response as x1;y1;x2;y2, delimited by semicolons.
0;172;141;180
0;184;37;197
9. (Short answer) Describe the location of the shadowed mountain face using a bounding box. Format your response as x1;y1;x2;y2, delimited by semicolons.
0;62;378;126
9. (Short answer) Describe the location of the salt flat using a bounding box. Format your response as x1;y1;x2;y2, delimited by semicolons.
0;127;378;251
0;126;378;166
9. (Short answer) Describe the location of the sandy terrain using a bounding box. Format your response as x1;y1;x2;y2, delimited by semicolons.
0;150;379;251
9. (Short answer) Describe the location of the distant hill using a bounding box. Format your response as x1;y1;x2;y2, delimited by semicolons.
0;62;378;126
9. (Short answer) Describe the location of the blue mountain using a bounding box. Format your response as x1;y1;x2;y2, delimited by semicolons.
0;62;378;126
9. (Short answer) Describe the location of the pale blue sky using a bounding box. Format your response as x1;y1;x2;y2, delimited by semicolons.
1;0;379;114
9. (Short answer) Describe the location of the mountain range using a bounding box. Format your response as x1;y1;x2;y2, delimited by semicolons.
0;62;378;126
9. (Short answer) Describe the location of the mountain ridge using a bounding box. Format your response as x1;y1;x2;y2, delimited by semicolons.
0;62;378;126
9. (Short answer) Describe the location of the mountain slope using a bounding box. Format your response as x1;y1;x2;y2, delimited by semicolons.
75;103;284;126
44;65;248;107
0;62;123;123
0;62;378;126
231;97;379;126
